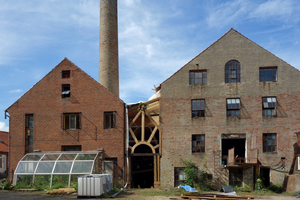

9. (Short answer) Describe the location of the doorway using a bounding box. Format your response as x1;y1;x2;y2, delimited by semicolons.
222;138;245;165
131;144;154;188
260;167;270;188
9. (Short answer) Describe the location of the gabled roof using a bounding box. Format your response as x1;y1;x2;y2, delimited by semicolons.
0;131;8;152
6;57;124;111
159;28;299;88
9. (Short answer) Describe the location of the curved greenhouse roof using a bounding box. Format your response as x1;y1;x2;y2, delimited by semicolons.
13;151;100;188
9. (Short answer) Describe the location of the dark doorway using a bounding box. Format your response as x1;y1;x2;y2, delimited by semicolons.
222;139;245;165
229;168;243;187
260;167;270;188
131;145;154;188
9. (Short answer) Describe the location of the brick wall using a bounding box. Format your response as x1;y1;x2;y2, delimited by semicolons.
7;58;125;181
160;29;300;188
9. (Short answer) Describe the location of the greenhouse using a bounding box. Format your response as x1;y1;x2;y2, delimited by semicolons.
13;151;100;188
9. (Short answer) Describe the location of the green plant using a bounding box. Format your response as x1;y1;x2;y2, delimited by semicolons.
180;159;199;187
3;181;13;190
256;178;263;190
51;183;65;190
268;184;283;193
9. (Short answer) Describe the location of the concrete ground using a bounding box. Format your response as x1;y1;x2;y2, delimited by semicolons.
0;190;299;200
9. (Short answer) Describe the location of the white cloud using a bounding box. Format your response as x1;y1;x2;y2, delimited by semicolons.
0;122;9;132
9;89;22;93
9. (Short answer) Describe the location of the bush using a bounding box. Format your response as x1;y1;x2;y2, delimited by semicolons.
268;184;283;193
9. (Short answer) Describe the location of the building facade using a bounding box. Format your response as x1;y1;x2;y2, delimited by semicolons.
158;29;300;188
6;58;125;183
0;131;8;178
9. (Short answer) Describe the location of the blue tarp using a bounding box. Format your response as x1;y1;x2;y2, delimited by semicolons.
179;185;197;192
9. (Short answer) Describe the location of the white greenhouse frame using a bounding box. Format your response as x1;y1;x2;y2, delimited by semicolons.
13;151;100;188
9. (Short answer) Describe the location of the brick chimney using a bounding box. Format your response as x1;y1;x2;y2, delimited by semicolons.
99;0;119;97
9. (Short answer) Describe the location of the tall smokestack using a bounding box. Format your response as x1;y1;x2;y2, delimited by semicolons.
99;0;119;97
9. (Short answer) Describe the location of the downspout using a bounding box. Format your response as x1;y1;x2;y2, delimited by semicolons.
111;103;129;198
4;110;10;180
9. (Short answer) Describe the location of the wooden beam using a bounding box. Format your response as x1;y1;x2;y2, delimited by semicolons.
154;155;157;182
154;144;159;149
141;111;145;141
130;110;141;127
145;110;160;129
129;128;138;144
147;126;158;143
157;155;160;182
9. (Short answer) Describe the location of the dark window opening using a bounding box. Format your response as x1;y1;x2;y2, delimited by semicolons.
192;99;205;118
61;145;82;151
225;60;241;83
227;98;240;117
104;112;116;129
62;84;70;98
25;114;34;153
259;67;277;82
63;113;81;130
192;135;205;153
189;70;207;84
174;168;186;187
263;133;277;152
62;70;70;78
262;97;277;116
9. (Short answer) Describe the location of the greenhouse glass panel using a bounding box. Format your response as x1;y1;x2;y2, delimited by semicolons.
34;175;51;188
52;175;69;187
16;162;37;173
16;175;33;188
76;154;97;160
35;162;55;173
70;174;85;188
72;161;93;173
58;154;77;160
41;154;60;161
53;162;72;173
22;154;43;161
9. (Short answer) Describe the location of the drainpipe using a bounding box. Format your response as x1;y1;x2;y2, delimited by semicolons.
111;103;129;198
4;110;10;180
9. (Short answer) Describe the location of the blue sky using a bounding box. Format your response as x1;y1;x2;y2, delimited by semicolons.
1;0;300;131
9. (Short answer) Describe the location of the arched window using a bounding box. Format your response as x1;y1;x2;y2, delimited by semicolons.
225;60;241;83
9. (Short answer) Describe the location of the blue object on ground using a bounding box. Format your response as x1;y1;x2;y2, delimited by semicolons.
179;185;197;192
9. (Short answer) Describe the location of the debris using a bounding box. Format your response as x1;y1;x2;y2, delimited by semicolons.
181;193;254;199
46;188;76;194
178;185;197;192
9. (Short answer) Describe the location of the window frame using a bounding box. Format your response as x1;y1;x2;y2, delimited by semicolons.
104;112;117;129
25;114;34;153
191;99;205;118
174;167;186;187
62;70;71;79
226;98;241;117
192;134;205;153
189;70;207;85
262;97;277;116
259;67;277;82
63;113;81;130
225;60;241;83
62;84;70;98
263;133;277;153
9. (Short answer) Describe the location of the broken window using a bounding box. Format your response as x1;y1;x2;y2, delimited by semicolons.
63;113;81;130
62;70;70;79
192;135;205;153
62;84;70;98
189;70;207;84
192;99;205;118
227;98;240;117
225;60;241;83
174;168;186;187
259;67;277;82
263;133;277;152
262;97;277;116
104;112;116;129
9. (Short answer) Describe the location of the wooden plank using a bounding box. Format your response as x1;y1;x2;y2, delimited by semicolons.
154;155;157;182
181;193;254;199
157;154;160;182
130;110;141;126
142;111;145;141
249;148;258;163
147;126;158;143
129;128;138;144
228;147;235;165
154;144;159;149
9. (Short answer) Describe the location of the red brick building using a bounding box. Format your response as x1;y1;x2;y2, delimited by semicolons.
6;58;125;182
0;131;8;178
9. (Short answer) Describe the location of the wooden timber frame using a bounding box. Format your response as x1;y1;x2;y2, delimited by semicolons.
126;97;161;188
